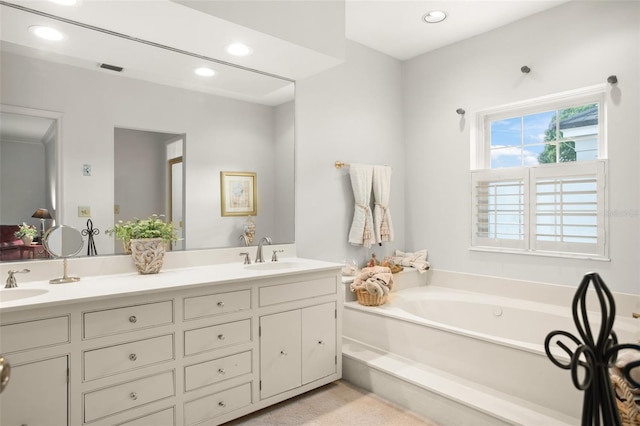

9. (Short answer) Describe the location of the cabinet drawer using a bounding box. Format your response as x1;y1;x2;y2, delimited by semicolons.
184;382;251;426
83;300;173;339
184;289;250;320
259;277;336;306
117;407;175;426
84;334;174;381
184;319;251;356
0;315;69;353
84;370;175;422
185;350;252;391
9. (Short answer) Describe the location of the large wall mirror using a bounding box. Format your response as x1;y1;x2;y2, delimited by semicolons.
0;2;295;261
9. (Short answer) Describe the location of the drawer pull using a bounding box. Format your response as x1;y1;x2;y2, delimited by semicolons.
218;401;226;408
218;368;226;375
280;350;287;356
130;392;138;401
318;340;325;346
129;353;137;361
217;334;225;341
217;301;225;307
129;315;138;324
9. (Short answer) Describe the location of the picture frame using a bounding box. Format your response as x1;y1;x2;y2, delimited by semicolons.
220;171;257;216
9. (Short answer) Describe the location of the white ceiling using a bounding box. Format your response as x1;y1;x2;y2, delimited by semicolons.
0;0;570;111
346;0;570;60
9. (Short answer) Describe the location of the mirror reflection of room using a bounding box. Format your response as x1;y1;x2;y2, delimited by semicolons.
113;128;184;254
0;4;295;261
0;110;57;261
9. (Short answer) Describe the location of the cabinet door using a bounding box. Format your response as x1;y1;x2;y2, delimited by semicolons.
0;355;68;426
260;310;301;399
301;303;336;384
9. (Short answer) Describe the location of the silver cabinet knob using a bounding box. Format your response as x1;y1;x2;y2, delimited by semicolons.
129;354;137;361
0;355;10;394
129;315;137;324
280;350;288;356
130;392;138;401
218;401;226;408
218;368;226;375
217;301;225;307
217;334;225;341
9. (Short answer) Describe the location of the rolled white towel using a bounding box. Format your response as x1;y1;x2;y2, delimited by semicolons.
615;348;640;386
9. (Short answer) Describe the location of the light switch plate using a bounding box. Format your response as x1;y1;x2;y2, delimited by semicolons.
78;206;91;217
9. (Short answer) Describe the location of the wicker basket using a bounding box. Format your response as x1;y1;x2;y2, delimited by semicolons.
611;374;640;426
355;288;388;306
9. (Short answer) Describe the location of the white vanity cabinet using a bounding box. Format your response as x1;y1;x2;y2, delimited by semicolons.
0;262;341;426
0;355;69;426
260;302;337;399
0;312;71;426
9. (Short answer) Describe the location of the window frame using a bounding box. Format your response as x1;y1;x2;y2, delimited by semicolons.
470;85;609;260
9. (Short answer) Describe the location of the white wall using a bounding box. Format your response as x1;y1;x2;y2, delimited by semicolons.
274;100;295;243
403;1;640;294
296;40;405;266
1;52;282;254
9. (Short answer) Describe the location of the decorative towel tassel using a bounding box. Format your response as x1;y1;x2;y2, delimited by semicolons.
380;212;390;242
362;221;371;243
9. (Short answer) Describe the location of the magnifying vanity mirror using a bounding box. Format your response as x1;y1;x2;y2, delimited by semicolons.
43;225;84;283
0;1;295;261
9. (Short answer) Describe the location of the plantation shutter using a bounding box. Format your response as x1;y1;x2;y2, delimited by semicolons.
530;161;606;257
471;169;527;250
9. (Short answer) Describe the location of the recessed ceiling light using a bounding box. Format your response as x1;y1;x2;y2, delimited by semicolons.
29;25;64;41
226;43;253;57
194;67;216;77
423;10;447;24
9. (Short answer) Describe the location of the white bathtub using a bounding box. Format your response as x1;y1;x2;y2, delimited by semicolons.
342;270;638;425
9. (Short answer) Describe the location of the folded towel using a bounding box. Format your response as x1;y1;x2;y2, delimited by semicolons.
373;165;394;244
348;164;375;248
391;249;430;273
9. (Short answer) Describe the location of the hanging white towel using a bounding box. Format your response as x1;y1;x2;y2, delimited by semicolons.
348;164;375;248
373;165;394;244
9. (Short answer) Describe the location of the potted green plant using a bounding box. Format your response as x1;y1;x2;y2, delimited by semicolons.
106;215;177;274
14;222;38;245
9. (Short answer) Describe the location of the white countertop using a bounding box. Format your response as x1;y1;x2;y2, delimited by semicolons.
0;257;342;313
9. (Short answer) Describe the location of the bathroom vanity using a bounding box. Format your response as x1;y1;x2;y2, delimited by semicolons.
0;258;342;425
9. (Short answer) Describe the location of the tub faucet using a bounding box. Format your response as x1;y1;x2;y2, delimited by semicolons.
255;236;272;263
5;269;30;288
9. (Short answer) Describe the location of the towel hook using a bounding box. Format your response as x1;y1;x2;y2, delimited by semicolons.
335;161;350;169
607;75;618;85
456;108;465;115
521;65;531;74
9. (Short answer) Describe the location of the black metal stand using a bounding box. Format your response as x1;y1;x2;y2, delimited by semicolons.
544;272;640;426
81;219;99;256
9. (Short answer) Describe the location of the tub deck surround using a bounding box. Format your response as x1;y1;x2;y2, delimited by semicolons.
0;249;343;426
342;269;639;426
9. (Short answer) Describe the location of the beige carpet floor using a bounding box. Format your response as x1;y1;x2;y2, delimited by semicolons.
224;380;438;425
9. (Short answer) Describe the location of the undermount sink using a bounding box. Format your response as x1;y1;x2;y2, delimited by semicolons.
0;288;49;303
245;262;297;271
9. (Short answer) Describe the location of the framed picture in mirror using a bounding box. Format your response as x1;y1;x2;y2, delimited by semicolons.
221;172;257;216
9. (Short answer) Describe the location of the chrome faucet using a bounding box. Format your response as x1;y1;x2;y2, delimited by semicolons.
5;269;30;289
255;236;272;263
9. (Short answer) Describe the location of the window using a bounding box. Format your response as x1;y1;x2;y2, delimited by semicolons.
471;86;608;259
